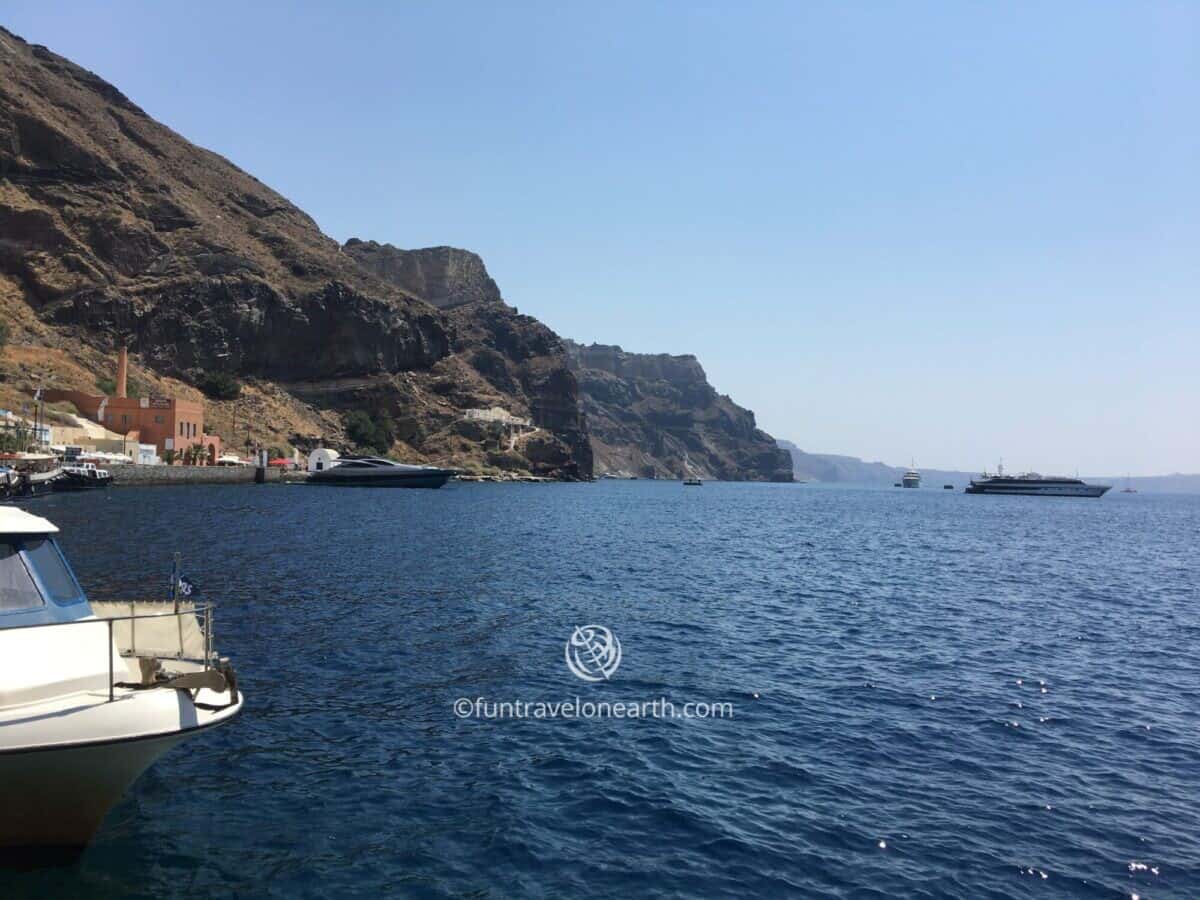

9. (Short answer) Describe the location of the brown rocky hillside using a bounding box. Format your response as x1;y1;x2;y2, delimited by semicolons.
0;26;789;482
0;26;588;478
565;341;793;482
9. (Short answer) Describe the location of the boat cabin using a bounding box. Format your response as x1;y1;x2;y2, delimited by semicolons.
0;507;92;629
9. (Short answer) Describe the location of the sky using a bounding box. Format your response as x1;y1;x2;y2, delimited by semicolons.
5;2;1198;475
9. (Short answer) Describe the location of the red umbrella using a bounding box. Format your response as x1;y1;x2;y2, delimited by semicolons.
268;458;292;467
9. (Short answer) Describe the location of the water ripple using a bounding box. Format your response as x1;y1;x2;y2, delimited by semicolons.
1;483;1197;898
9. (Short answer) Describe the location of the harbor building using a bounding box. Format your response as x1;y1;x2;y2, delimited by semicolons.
42;348;222;463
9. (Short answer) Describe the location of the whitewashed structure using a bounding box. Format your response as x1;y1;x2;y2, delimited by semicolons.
308;447;341;473
463;407;532;428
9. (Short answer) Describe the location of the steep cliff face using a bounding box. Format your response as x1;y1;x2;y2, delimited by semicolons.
565;341;793;481
344;240;592;478
0;29;447;377
0;28;590;478
343;241;501;309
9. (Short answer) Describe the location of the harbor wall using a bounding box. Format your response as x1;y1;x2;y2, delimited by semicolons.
109;465;285;486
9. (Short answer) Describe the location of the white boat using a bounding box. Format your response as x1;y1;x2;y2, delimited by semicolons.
965;472;1110;497
965;462;1110;497
901;465;920;488
0;507;242;848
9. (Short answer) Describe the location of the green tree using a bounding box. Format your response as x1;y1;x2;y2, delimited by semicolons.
0;421;31;453
344;410;396;455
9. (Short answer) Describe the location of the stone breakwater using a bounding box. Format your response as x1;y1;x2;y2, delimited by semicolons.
109;466;285;486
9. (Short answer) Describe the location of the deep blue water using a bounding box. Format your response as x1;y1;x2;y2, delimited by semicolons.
3;482;1199;898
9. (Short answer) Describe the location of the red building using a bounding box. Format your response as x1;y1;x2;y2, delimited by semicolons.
44;348;221;463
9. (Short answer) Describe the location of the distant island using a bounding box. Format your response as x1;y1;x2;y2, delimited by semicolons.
778;440;1200;493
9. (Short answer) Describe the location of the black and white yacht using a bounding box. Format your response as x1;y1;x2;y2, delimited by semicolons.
965;463;1110;497
54;462;112;491
307;451;456;489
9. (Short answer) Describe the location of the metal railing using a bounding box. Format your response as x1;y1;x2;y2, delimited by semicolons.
2;601;218;703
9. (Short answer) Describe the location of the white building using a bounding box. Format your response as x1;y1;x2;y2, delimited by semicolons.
308;448;341;473
463;407;532;428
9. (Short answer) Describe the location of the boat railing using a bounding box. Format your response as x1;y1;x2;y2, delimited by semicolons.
3;601;220;703
90;599;215;665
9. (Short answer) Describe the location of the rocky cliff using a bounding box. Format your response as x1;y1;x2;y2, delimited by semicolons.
566;341;793;481
0;27;589;478
0;26;784;483
343;240;592;477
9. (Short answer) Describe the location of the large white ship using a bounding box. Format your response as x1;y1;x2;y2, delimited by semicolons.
965;464;1110;497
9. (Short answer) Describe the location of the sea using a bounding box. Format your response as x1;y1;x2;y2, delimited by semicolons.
3;481;1198;898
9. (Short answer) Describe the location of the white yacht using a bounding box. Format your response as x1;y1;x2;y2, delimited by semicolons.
0;507;242;848
901;466;920;488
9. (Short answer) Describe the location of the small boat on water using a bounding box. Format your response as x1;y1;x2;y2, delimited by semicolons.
0;467;18;501
24;467;63;497
1120;475;1137;494
308;450;455;488
902;465;920;488
54;462;112;491
0;454;63;500
683;477;702;486
0;507;242;848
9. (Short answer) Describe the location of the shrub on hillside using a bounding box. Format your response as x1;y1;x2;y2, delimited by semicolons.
95;376;141;398
344;410;396;455
196;371;242;400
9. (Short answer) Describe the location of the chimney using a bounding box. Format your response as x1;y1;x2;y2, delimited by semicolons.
116;345;128;399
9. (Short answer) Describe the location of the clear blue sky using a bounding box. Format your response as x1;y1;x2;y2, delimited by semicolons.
6;2;1198;475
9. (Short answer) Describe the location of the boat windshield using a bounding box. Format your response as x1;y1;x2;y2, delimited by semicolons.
21;539;85;604
0;542;44;612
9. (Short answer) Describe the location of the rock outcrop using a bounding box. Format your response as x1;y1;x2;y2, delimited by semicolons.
343;241;592;479
565;341;793;482
342;241;501;309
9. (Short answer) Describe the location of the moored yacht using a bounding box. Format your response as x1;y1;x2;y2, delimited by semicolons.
307;450;456;488
901;466;920;488
54;461;112;491
0;454;63;499
0;507;242;848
